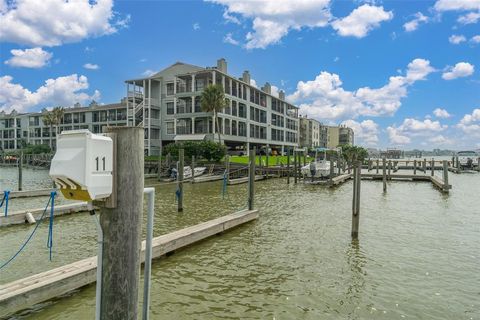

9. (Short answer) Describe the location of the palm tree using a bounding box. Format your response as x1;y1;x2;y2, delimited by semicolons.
42;110;56;150
51;106;65;136
200;84;227;144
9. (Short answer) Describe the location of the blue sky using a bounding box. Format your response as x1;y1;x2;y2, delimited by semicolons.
1;0;479;149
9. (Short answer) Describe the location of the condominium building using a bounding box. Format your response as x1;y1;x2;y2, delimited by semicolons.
299;116;328;148
0;102;127;151
326;125;354;148
125;58;299;155
1;58;300;155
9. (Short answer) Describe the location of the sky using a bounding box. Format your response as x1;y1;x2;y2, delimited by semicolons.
0;0;479;150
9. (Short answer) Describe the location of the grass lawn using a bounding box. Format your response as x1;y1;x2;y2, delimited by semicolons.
229;155;311;166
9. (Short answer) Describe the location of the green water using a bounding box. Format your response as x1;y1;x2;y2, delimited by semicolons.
0;167;479;319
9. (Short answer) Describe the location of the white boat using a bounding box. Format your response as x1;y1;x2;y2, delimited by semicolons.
457;151;477;169
183;166;207;179
301;147;340;179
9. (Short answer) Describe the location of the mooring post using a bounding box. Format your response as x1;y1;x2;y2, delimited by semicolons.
443;160;449;190
294;151;298;184
18;151;23;191
100;126;143;320
157;153;162;181
248;147;256;210
423;158;427;173
337;159;342;175
329;159;334;183
177;149;184;212
413;159;417;175
382;157;387;192
431;158;435;176
376;159;379;174
451;156;455;168
368;159;372;172
191;155;196;184
351;161;361;238
388;160;392;179
287;149;290;185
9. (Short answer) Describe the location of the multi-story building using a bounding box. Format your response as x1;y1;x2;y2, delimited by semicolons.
326;125;354;148
1;58;300;155
299;116;328;148
0;102;127;151
125;58;299;155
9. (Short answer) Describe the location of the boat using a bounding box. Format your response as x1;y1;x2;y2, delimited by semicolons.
170;166;207;180
457;151;478;169
301;147;340;179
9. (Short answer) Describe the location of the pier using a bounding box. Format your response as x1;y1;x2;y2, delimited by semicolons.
0;209;258;318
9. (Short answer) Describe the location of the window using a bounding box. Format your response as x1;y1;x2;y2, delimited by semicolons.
239;103;247;118
166;83;174;96
224;119;230;135
176;119;191;134
231;120;237;136
271;128;284;141
224;99;231;115
238;122;246;137
272;114;284;127
231;101;237;117
117;109;126;120
166;122;175;135
167;102;174;115
108;110;116;121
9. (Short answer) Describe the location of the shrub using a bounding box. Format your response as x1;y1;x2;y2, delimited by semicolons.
162;141;226;162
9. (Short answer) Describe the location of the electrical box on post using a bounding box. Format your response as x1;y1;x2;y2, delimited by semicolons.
50;130;113;201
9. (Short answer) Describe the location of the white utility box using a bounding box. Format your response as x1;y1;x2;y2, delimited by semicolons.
49;130;113;201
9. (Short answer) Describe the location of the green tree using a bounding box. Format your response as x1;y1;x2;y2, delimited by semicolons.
200;84;227;144
42;110;56;150
340;144;368;163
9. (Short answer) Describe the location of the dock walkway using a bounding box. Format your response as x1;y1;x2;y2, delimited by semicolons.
0;209;259;318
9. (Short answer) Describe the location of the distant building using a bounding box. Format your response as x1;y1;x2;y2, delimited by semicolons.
326;125;354;148
299;116;328;148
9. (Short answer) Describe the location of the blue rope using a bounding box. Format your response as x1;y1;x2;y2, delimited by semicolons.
175;187;181;201
46;191;55;261
0;191;56;270
0;191;10;217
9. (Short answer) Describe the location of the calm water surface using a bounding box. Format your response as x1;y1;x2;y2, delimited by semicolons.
0;166;479;319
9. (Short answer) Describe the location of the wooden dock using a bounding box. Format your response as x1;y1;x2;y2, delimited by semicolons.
8;189;53;199
0;209;259;318
0;202;89;227
361;173;451;192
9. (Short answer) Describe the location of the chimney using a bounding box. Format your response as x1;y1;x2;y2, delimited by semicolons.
279;90;285;100
242;70;251;85
217;58;227;73
262;82;271;94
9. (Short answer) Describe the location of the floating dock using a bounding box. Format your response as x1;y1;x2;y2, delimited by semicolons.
0;209;259;318
0;202;89;227
8;189;52;199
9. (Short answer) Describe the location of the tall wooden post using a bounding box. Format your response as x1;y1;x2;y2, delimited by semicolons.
388;160;392;179
451;156;455;168
191;155;196;184
177;149;184;212
248;147;255;210
456;156;459;169
294;151;298;184
351;161;361;238
376;159;379;174
368;159;372;171
337;159;341;175
382;158;387;192
431;158;434;176
443;160;449;189
423;158;427;173
100;127;143;320
157;153;162;181
287;149;290;185
413;159;417;175
224;155;229;184
329;159;334;183
18;151;23;191
303;150;306;166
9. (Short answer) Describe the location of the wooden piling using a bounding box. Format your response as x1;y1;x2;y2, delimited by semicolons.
100;126;144;320
368;159;372;171
388;160;392;179
329;159;334;183
443;160;449;190
376;159;379;174
18;152;23;191
157;153;162;181
456;156;459;169
431;158;435;176
382;158;387;192
413;160;417;175
351;161;361;239
248;147;255;210
294;151;298;184
178;149;184;212
423;158;427;173
287;149;290;185
191;155;196;184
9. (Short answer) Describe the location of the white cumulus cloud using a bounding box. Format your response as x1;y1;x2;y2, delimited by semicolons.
341;119;379;146
0;0;129;47
449;34;467;44
403;12;429;32
457;11;480;24
0;74;100;113
387;126;411;145
331;4;393;38
223;32;240;46
387;118;448;145
471;35;480;43
433;108;451;118
434;0;480;12
288;58;435;121
442;62;475;80
4;47;52;68
83;63;99;70
457;108;480;136
208;0;331;49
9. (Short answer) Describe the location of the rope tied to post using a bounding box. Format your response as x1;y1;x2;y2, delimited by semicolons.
222;170;228;199
0;190;10;217
46;191;56;261
0;191;56;270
